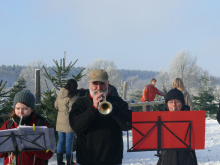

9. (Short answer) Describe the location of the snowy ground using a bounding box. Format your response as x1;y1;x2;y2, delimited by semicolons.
1;118;220;165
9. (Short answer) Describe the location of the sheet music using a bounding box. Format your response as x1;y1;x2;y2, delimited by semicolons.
0;128;19;153
17;125;49;150
0;125;56;153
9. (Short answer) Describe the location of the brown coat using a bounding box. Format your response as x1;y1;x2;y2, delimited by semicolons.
55;88;78;133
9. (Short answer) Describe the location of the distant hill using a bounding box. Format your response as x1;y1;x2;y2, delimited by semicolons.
0;65;25;88
119;69;158;81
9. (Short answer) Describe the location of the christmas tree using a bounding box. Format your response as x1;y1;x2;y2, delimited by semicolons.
40;52;85;142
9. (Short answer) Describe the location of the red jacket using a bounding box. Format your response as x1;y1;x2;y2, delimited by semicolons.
140;84;165;102
0;112;53;165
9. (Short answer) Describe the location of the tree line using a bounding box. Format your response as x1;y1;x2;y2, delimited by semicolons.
0;50;220;134
0;64;156;89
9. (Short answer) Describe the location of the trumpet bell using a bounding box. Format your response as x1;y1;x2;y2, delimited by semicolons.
98;101;112;115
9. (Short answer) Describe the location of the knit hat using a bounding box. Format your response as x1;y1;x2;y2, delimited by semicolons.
88;69;108;82
13;90;36;110
165;88;185;105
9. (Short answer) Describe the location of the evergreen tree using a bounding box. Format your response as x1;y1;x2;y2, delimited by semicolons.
0;77;26;126
152;95;166;112
0;80;8;97
43;52;84;90
37;85;59;142
2;76;26;113
193;76;218;116
37;81;57;129
126;86;143;112
41;53;85;138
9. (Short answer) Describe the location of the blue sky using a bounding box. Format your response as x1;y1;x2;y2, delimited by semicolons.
0;1;220;77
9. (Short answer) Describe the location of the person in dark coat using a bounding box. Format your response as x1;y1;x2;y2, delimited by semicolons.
69;69;132;165
157;88;198;165
108;84;119;97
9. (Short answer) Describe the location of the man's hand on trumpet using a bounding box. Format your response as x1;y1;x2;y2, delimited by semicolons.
93;92;104;108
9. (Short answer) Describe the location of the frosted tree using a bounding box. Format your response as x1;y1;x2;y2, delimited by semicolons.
19;61;49;93
169;50;202;92
79;59;121;88
156;68;170;93
214;85;220;103
124;76;146;102
0;80;10;112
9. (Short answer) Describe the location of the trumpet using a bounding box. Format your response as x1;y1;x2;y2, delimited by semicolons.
97;92;112;115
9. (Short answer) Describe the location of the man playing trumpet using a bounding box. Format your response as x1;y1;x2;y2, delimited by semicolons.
69;69;132;165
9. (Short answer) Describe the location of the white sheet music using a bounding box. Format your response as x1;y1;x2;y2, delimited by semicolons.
0;128;18;153
0;126;56;153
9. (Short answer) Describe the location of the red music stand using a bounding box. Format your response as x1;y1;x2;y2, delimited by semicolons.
126;111;206;160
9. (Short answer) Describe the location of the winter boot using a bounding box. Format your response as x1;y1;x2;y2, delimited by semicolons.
66;154;74;165
57;153;65;165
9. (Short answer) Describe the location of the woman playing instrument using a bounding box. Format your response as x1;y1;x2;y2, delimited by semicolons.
157;88;197;165
0;90;53;165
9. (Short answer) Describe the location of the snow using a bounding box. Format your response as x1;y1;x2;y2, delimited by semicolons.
1;118;220;165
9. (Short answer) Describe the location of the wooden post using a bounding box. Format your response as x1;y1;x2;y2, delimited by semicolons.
35;69;41;104
122;81;128;100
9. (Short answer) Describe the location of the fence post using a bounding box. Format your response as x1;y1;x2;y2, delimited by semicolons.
122;81;127;100
35;69;41;104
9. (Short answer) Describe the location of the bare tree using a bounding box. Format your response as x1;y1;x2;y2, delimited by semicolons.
169;50;202;91
79;59;121;88
19;61;51;93
156;68;170;93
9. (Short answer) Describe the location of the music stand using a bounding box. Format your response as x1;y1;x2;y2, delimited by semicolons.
126;111;206;161
0;126;56;164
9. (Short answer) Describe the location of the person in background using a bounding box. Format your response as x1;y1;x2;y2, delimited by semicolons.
55;79;79;165
157;88;197;165
140;78;165;111
0;90;53;165
172;78;193;110
69;69;132;165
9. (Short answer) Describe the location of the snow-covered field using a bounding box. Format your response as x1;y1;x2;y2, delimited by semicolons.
1;118;220;165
